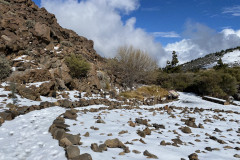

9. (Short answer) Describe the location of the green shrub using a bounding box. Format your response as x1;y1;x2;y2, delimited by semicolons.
65;54;90;79
157;69;238;99
0;55;11;80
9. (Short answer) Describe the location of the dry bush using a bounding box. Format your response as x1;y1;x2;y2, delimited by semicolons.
120;85;169;100
108;46;158;88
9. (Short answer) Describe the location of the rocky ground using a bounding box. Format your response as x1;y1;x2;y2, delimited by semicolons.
0;85;239;160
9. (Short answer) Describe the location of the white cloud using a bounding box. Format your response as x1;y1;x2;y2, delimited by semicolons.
223;5;240;16
165;21;240;64
41;0;168;66
151;32;180;38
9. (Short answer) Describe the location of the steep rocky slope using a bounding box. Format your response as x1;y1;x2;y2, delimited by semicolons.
0;0;108;96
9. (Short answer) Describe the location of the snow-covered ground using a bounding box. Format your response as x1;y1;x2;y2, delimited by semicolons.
0;107;66;160
222;50;240;66
0;90;239;160
65;104;239;160
151;92;240;112
62;93;240;160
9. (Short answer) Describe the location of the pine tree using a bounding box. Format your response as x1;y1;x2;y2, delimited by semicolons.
171;51;179;67
214;58;228;70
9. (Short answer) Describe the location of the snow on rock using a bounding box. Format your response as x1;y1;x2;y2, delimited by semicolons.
0;107;66;160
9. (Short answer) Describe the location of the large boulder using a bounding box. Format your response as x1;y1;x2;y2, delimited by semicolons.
16;85;41;101
39;81;55;96
33;22;51;43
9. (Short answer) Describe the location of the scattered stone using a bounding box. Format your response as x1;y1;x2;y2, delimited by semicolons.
72;153;92;160
137;130;146;138
188;153;199;160
143;150;158;159
65;134;81;145
160;140;166;146
83;132;90;137
198;123;204;129
181;126;192;134
143;127;151;135
139;138;146;144
91;143;100;152
66;145;80;159
104;138;126;148
119;130;128;135
185;117;198;128
128;121;136;127
205;147;213;151
214;128;222;132
234;154;240;158
152;123;165;129
60;137;72;147
119;152;125;155
133;150;141;154
64;109;77;120
99;144;107;152
135;118;148;126
90;126;99;130
96;119;105;124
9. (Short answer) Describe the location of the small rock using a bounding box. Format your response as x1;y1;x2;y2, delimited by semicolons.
137;130;146;138
143;127;151;135
91;143;100;152
72;153;92;160
128;121;136;127
66;145;80;159
181;127;192;134
60;137;72;147
83;132;90;137
133;150;141;154
234;154;240;158
205;147;213;152
160;140;166;146
119;130;128;135
188;153;199;160
119;152;125;155
143;150;158;159
96;119;105;124
104;138;126;148
214;128;222;132
99;144;107;151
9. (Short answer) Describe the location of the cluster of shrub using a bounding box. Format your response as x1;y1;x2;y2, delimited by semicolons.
156;68;240;99
1;45;239;100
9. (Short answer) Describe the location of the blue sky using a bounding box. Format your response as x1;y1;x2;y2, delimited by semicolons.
33;0;240;65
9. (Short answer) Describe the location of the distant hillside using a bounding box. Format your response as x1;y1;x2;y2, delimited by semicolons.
180;46;240;71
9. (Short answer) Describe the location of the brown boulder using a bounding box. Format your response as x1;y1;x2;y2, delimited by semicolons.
39;81;55;96
65;134;81;145
64;109;77;119
66;145;80;159
104;138;126;148
34;22;51;42
16;85;41;101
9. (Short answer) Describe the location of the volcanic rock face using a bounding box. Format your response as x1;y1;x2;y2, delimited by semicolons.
0;0;100;61
0;0;105;93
